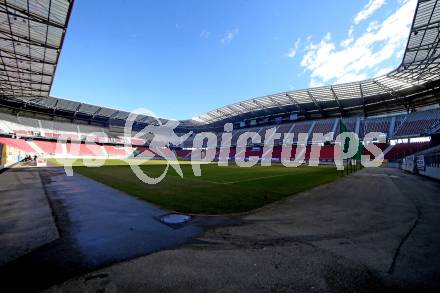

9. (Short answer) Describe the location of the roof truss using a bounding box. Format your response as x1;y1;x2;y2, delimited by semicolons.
0;0;73;99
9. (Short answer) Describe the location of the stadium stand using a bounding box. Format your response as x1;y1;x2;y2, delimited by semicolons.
0;0;439;167
103;145;131;157
364;117;391;136
1;1;440;292
291;122;313;143
340;117;358;134
32;140;58;155
0;136;141;159
231;128;257;145
257;125;280;142
385;142;432;160
310;119;336;140
273;123;294;145
394;108;440;137
317;145;336;161
1;107;440;163
0;138;37;154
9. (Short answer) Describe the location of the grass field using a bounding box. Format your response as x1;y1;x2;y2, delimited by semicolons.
50;159;339;214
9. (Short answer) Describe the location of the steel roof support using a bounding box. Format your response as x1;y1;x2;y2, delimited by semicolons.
0;65;53;77
330;86;344;114
285;93;303;112
4;0;24;96
306;90;325;116
0;47;57;65
0;2;66;29
251;99;267;111
372;80;396;111
359;84;366;115
269;96;283;109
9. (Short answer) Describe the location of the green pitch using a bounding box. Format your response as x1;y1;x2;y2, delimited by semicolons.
53;159;339;214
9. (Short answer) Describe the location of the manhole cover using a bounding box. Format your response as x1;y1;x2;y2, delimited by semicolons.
160;214;191;225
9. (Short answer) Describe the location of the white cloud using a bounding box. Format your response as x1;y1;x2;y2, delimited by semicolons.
354;0;387;24
366;20;380;32
299;0;417;87
200;29;211;39
286;38;301;58
221;28;239;45
340;26;355;47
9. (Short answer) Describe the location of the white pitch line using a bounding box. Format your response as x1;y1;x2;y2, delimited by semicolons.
169;173;293;185
220;173;292;185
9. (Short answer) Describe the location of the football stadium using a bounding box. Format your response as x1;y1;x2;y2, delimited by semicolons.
1;0;440;292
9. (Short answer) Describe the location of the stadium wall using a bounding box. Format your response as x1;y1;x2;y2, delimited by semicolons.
402;146;440;180
0;144;23;169
417;151;440;180
419;165;440;180
0;143;6;169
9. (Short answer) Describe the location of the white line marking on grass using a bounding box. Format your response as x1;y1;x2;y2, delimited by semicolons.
221;174;292;185
169;173;293;185
162;174;225;185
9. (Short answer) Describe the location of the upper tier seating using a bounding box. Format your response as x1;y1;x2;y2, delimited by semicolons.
364;117;390;135
335;118;358;137
311;119;336;141
394;109;440;137
1;107;440;151
274;123;294;145
231;127;261;146
291;122;313;143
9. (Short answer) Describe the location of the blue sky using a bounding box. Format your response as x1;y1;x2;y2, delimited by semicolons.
51;0;417;120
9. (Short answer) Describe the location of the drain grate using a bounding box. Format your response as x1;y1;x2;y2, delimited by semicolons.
160;213;191;226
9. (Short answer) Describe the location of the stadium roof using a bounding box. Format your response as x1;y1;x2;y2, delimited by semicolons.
195;0;440;124
0;0;73;98
0;0;439;126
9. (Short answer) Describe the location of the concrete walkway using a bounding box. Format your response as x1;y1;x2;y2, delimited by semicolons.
0;167;207;292
42;167;440;292
0;168;59;266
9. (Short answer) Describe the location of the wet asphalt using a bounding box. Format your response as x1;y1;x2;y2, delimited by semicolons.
41;167;440;293
0;167;235;292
